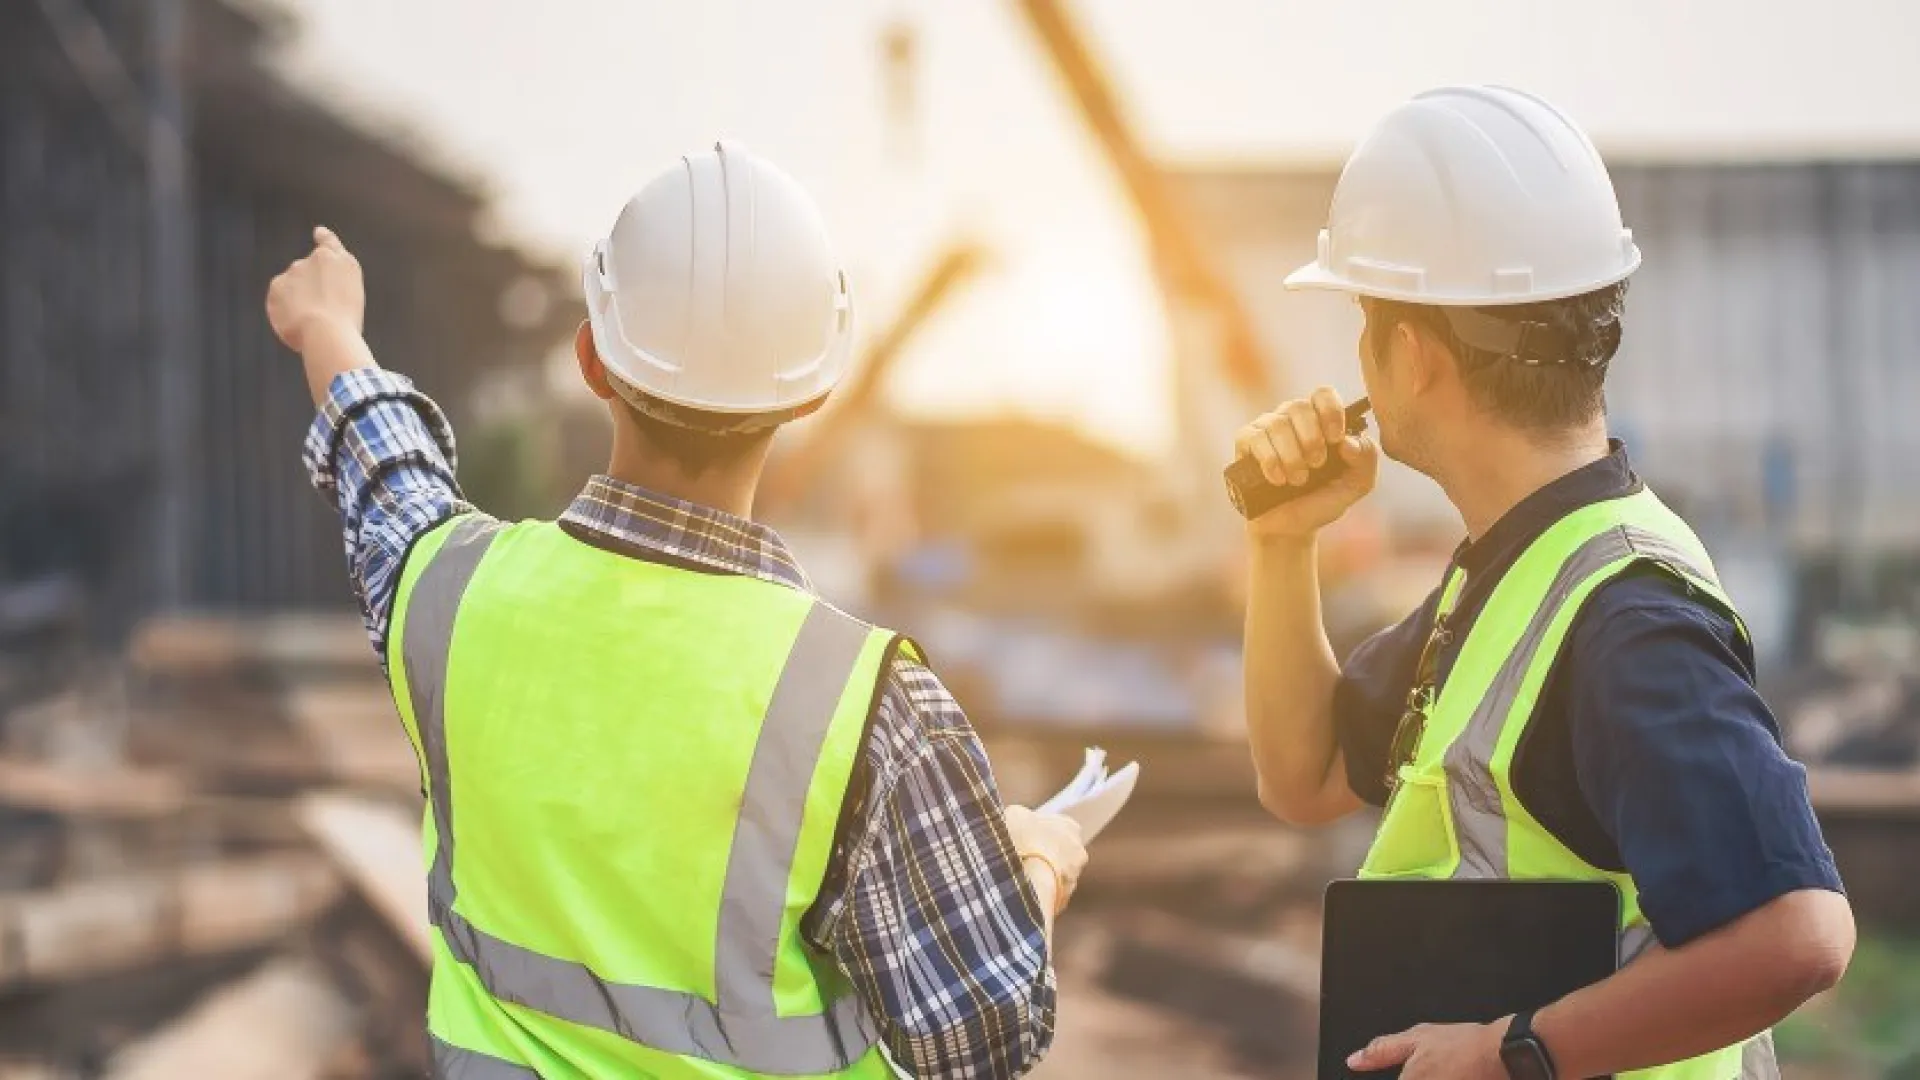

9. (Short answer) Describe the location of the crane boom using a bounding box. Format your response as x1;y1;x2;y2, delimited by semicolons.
1010;0;1279;402
760;241;988;512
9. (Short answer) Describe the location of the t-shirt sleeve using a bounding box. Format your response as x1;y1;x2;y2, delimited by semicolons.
1567;573;1845;947
1334;590;1439;808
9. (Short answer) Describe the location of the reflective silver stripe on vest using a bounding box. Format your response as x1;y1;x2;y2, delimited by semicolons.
431;1035;539;1079
1443;524;1720;883
1620;923;1657;968
405;516;882;1076
1742;1029;1781;1080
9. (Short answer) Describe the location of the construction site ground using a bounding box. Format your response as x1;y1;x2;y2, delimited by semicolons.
0;614;1912;1078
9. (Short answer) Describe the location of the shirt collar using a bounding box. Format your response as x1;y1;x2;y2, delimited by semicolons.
1455;439;1643;578
559;475;813;593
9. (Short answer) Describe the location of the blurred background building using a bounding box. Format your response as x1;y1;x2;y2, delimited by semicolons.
1;0;1918;1077
0;0;572;640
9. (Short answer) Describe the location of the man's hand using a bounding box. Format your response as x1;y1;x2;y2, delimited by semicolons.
268;227;378;405
268;227;365;353
1002;806;1088;913
1231;386;1379;541
1348;1021;1507;1080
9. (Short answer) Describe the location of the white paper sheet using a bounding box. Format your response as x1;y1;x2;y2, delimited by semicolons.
1036;746;1139;842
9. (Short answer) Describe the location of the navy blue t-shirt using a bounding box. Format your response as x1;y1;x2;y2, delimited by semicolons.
1336;443;1843;947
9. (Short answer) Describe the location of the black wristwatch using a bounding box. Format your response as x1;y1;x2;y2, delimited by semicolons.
1500;1010;1558;1080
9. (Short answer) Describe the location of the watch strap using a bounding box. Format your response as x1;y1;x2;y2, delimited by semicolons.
1502;1010;1558;1080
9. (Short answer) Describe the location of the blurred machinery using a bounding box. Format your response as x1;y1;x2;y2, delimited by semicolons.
751;0;1406;738
760;240;992;515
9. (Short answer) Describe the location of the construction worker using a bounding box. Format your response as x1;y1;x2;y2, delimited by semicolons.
268;142;1085;1079
1236;88;1853;1080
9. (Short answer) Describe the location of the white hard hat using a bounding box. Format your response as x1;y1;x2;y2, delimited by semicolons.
1285;86;1640;306
583;141;853;429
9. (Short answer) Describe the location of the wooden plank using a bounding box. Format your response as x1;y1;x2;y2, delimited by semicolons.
128;614;374;678
296;792;432;963
103;958;355;1080
283;684;420;794
1085;827;1311;889
0;854;341;988
1034;956;1266;1080
1808;766;1920;818
1110;910;1319;1003
0;755;189;818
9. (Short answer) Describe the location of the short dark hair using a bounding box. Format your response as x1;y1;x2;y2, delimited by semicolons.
1363;281;1628;433
622;400;774;476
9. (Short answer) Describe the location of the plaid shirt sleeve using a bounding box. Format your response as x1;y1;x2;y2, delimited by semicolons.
803;654;1056;1079
301;368;468;658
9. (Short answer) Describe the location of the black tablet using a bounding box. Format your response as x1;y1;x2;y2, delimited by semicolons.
1319;879;1620;1080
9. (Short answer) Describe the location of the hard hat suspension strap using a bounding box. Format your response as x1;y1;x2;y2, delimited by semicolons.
609;373;827;434
1439;307;1586;368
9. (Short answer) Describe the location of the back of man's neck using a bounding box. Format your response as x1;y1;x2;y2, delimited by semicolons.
1438;424;1610;541
601;419;763;520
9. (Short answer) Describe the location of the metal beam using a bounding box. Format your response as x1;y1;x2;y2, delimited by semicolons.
148;0;201;610
28;0;154;154
31;0;201;608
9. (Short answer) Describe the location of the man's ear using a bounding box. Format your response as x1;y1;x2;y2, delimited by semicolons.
1398;320;1447;396
575;320;617;402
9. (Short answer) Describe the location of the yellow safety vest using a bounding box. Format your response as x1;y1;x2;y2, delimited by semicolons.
388;514;903;1079
1361;487;1774;1080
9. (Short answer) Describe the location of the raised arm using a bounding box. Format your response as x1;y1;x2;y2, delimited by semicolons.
269;227;468;658
268;227;377;408
1236;388;1379;825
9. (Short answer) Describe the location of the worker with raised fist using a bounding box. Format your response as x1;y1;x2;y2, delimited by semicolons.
271;143;1083;1080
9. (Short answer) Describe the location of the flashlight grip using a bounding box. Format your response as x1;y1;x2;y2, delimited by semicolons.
1222;397;1371;521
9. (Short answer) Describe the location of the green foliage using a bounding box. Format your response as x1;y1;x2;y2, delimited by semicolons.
1777;933;1920;1076
460;419;564;522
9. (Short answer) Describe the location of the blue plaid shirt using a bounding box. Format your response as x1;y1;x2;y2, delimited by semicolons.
304;369;1055;1079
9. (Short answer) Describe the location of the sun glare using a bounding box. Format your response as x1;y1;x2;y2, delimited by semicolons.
890;242;1175;457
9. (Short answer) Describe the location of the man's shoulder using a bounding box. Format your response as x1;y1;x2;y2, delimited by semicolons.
1579;562;1744;643
1563;561;1756;686
878;651;973;741
852;651;976;794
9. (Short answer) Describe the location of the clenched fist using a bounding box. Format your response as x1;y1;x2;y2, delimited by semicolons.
266;226;365;355
1232;386;1379;540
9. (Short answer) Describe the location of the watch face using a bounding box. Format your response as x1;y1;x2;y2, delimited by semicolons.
1500;1039;1553;1080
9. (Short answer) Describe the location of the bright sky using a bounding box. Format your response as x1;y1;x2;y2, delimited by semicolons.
273;0;1920;456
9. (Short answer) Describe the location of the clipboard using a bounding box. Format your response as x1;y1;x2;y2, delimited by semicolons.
1319;879;1621;1080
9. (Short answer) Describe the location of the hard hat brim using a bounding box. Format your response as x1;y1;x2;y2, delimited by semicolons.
1282;259;1371;296
1283;252;1641;306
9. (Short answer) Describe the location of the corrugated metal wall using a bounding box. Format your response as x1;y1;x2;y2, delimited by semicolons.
1608;164;1920;553
2;0;570;632
1;0;160;633
1177;161;1920;557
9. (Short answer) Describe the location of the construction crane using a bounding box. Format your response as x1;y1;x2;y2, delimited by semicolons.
758;240;990;514
1009;0;1282;408
768;0;1288;522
